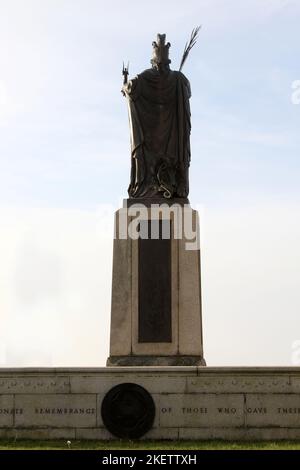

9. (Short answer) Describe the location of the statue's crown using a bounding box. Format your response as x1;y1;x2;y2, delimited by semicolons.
151;34;171;65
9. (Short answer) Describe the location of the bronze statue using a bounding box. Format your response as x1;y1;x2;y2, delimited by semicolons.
122;28;200;199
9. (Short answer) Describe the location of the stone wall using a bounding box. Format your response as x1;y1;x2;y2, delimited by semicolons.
0;367;300;440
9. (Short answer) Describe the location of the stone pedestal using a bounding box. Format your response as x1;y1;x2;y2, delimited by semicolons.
107;199;205;366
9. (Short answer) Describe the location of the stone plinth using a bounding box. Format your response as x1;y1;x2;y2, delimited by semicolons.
1;367;300;440
107;199;205;366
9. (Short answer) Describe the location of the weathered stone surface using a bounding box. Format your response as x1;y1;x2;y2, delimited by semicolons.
14;394;97;428
0;368;300;439
187;375;292;394
0;428;76;440
75;427;112;440
75;428;179;440
179;427;300;440
71;375;187;395
178;209;203;357
108;209;132;358
0;376;70;394
141;428;179;440
246;394;300;427
108;206;205;365
288;376;300;392
0;396;14;427
159;394;244;428
104;355;205;367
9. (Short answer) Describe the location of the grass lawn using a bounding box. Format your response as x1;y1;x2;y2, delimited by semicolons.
0;440;300;450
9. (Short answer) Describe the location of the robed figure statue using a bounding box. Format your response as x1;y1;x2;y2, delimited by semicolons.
122;33;197;199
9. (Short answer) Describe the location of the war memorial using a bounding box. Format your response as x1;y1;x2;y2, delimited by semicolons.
0;31;300;441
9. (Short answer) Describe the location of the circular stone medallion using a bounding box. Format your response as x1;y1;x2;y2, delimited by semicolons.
101;383;155;439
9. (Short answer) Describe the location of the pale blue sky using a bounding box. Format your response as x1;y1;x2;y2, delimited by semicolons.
0;0;300;366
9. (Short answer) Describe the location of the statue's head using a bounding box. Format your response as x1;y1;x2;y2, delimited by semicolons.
151;34;171;71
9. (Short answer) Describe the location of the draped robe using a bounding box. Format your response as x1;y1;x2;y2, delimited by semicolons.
123;68;191;198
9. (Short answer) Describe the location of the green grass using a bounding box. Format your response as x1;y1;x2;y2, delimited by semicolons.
0;440;300;450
